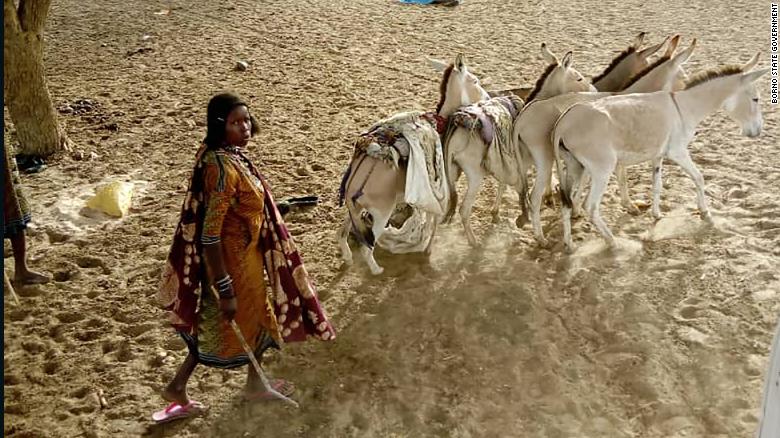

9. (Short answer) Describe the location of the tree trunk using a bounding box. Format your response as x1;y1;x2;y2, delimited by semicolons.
3;0;66;157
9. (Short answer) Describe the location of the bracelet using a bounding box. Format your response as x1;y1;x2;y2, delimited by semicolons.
215;275;232;288
215;275;234;299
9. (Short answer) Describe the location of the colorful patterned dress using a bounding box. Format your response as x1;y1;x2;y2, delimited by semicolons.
3;143;32;238
158;145;335;369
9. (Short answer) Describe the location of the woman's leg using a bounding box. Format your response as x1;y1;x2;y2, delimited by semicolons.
163;353;198;405
10;232;49;284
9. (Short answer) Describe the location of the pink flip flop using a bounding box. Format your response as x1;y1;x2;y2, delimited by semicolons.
152;400;207;424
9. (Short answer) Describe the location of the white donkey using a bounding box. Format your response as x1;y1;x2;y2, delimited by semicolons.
516;36;693;247
337;54;490;274
591;31;671;91
490;31;668;98
442;44;595;247
552;54;768;252
487;34;671;229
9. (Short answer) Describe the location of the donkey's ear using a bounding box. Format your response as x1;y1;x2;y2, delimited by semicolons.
454;53;466;71
663;35;681;57
742;52;760;71
631;31;647;49
638;36;668;59
540;43;558;65
742;67;770;83
560;51;573;68
674;38;696;64
427;57;450;73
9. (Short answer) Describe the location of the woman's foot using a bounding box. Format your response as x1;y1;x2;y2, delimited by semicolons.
14;269;50;285
161;385;190;406
244;378;295;402
152;400;207;424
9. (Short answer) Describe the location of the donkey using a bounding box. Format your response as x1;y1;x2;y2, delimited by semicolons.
552;54;768;252
516;36;693;247
442;44;595;247
487;34;672;227
591;31;670;91
489;31;667;98
337;54;490;275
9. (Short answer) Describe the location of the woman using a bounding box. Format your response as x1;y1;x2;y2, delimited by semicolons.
4;143;50;285
155;93;335;423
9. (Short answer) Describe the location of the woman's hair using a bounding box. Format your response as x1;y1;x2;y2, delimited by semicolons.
203;92;260;148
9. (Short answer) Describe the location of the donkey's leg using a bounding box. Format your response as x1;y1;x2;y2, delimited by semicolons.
585;166;617;248
650;157;664;220
559;152;585;253
542;173;556;208
668;149;712;222
515;181;530;229
336;214;353;266
460;165;485;247
361;207;393;275
424;218;438;256
617;164;641;215
572;172;590;218
530;158;553;247
491;184;505;223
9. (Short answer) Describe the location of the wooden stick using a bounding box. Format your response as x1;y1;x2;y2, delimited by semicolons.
4;270;20;306
209;287;299;408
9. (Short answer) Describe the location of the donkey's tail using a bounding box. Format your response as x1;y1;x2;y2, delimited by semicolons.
551;107;575;210
513;122;532;220
441;120;459;223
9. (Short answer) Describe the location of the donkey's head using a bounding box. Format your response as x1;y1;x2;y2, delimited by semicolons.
622;36;694;93
428;54;490;117
527;44;595;101
723;54;770;138
592;31;671;91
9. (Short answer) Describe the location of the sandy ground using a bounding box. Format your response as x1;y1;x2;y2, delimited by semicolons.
3;0;779;436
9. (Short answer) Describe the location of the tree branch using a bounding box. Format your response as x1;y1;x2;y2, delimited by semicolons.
3;0;21;35
18;0;51;33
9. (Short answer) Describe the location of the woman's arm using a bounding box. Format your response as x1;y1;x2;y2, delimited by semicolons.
203;243;236;320
200;154;238;320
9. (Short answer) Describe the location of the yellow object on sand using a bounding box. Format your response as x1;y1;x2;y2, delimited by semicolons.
87;181;134;217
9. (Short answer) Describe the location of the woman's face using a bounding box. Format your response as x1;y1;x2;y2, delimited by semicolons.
224;105;252;147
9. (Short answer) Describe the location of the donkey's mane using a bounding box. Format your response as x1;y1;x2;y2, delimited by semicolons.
621;54;671;89
435;64;455;114
591;47;636;84
526;63;557;102
684;65;744;90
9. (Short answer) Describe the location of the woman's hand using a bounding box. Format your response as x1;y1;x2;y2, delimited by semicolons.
220;295;237;321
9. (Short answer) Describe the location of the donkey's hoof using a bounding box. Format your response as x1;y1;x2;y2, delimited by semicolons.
370;267;384;276
536;237;551;249
701;213;714;225
491;214;501;224
563;242;576;254
624;204;642;216
515;215;529;229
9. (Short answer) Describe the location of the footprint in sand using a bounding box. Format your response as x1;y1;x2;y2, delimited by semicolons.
55;310;85;324
566;237;643;272
674;297;705;321
125;322;158;338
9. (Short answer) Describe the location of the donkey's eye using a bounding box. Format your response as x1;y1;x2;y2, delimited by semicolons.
752;98;759;103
